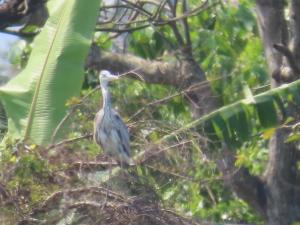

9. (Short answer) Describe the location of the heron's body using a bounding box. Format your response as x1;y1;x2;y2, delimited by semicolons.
94;108;130;163
93;70;131;165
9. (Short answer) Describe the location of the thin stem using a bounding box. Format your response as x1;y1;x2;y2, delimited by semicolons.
167;0;185;45
50;86;100;144
182;0;191;46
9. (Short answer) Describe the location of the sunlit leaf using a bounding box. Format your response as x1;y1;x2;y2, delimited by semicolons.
285;133;300;143
262;128;276;140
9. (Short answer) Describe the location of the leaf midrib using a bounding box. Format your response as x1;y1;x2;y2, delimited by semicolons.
24;1;69;140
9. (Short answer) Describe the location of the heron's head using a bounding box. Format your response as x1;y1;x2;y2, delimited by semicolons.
99;70;119;85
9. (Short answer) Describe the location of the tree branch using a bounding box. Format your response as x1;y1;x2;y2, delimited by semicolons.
182;0;191;46
0;0;27;28
255;0;287;86
273;43;300;81
256;1;300;223
96;24;150;33
96;51;182;87
166;0;185;46
0;0;47;29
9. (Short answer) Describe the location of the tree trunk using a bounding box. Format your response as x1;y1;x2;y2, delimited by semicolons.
256;1;300;224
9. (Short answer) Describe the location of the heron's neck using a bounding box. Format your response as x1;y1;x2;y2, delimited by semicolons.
101;83;111;113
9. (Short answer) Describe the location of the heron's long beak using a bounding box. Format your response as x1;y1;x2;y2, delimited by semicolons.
107;74;119;81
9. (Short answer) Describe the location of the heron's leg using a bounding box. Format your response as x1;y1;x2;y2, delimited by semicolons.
103;156;113;207
100;154;110;209
108;156;113;190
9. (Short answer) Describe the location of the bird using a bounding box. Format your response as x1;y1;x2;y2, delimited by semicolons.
93;70;131;166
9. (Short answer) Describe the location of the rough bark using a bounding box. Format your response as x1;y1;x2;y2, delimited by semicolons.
291;0;300;64
0;0;47;29
256;0;300;224
255;0;287;86
0;0;27;28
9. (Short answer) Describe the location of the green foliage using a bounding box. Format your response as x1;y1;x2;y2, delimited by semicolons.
112;79;191;125
94;32;113;51
8;40;31;69
0;141;57;215
235;139;268;175
128;26;178;59
158;78;300;152
192;2;268;104
97;71;262;223
131;135;261;223
0;0;101;145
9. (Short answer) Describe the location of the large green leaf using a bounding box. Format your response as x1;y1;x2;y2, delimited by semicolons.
0;0;100;144
161;79;300;147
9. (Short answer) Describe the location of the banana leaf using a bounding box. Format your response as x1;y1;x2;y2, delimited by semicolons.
0;0;100;145
162;79;300;147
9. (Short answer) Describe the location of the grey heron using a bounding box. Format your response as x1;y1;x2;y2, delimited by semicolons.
94;70;131;165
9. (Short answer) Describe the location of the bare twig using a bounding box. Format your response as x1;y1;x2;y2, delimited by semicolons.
97;0;213;35
68;161;119;171
161;208;200;225
152;0;168;20
118;67;145;81
120;0;153;17
47;133;93;150
167;0;185;45
145;164;196;181
127;74;228;122
50;85;100;144
96;24;150;33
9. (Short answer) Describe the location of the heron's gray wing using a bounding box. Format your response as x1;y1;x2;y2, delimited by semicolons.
111;109;130;157
93;109;104;147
